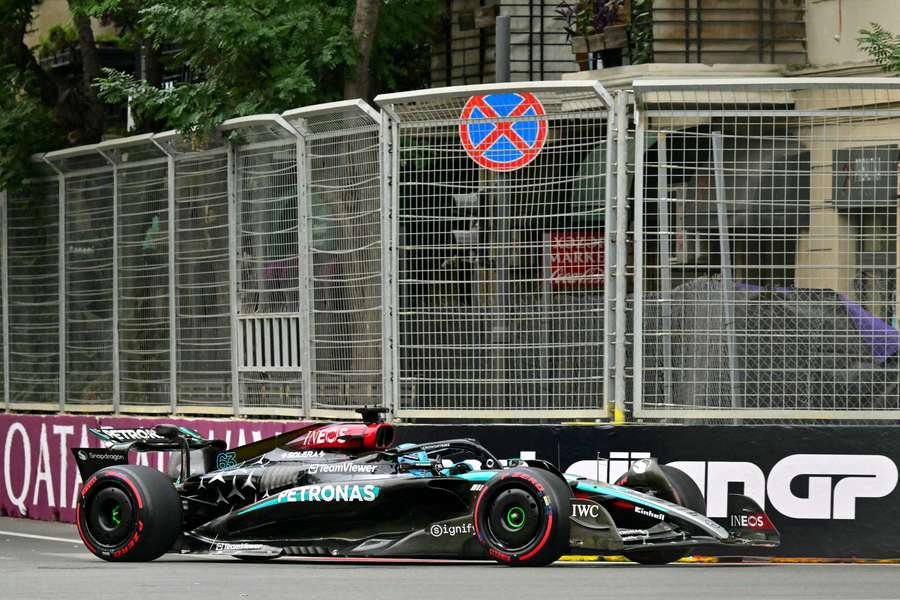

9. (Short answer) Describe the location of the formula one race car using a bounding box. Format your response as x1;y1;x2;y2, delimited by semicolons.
72;409;779;566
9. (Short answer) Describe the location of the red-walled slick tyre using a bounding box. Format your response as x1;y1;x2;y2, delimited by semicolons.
474;467;570;567
76;465;182;562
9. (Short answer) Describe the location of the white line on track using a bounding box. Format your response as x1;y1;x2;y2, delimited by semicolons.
0;530;81;544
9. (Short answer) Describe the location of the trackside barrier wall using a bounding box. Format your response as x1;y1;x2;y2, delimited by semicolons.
3;78;900;422
2;412;900;559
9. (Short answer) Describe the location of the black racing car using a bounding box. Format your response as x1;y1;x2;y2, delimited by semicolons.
72;409;779;566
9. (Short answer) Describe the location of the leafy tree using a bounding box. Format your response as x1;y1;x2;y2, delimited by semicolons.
858;23;900;72
1;0;441;188
96;0;442;137
1;0;102;190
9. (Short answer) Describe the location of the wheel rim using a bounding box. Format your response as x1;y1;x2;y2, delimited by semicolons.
484;486;543;552
506;506;526;530
85;486;135;548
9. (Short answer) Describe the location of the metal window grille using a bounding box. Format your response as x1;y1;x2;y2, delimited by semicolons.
431;0;580;87
377;81;613;418
6;175;59;407
632;79;900;420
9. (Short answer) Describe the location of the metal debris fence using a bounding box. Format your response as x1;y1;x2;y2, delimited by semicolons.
1;79;898;421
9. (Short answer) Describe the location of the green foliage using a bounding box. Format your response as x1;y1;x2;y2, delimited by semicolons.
0;69;65;192
35;23;79;59
628;0;653;65
95;0;441;137
859;23;900;72
375;0;443;93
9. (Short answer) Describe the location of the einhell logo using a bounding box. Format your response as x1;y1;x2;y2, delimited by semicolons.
634;506;665;521
565;452;898;521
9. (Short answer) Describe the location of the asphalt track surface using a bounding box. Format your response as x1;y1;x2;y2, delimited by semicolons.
1;517;898;600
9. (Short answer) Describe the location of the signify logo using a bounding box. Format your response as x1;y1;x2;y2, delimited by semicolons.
276;484;380;504
430;522;475;537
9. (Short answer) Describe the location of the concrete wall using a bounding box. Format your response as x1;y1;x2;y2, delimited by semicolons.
806;0;900;67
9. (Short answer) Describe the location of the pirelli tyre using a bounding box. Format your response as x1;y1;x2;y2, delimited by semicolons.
76;465;182;562
474;467;570;567
623;465;706;565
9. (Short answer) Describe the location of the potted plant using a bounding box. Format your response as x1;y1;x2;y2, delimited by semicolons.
557;0;630;68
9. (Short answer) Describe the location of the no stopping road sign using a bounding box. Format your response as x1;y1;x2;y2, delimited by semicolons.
459;92;548;172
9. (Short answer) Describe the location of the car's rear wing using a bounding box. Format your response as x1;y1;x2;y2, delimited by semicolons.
73;424;319;483
73;425;226;482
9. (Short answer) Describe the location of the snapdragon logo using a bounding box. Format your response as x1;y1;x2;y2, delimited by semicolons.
565;452;898;520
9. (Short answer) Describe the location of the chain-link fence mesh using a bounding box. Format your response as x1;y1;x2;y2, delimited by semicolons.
286;103;383;414
235;134;304;412
632;81;900;420
7;176;59;406
60;156;115;406
379;83;611;416
5;81;899;422
117;152;171;408
174;150;232;408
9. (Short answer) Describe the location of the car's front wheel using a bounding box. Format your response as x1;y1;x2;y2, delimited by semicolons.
76;464;182;562
623;465;705;565
474;467;570;567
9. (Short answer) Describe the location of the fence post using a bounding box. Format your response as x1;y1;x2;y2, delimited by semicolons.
287;119;315;419
613;91;629;423
44;158;67;412
227;141;241;416
379;112;395;417
150;137;180;414
631;105;646;419
167;153;178;414
96;150;121;414
712;131;741;409
1;190;8;411
656;133;674;404
602;106;616;417
379;105;401;418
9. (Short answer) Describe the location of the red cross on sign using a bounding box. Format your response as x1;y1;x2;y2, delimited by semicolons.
459;92;548;172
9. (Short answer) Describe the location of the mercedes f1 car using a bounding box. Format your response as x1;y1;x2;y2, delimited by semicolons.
72;409;779;566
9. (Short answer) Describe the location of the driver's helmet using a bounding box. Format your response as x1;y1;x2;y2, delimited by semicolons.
396;443;431;477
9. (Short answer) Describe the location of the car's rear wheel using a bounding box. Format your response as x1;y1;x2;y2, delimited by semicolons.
76;464;182;562
624;465;705;565
474;467;570;567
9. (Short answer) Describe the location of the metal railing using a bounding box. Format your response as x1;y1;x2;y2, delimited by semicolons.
2;78;899;422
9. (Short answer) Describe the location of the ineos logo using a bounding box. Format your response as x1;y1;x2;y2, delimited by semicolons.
730;513;771;529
